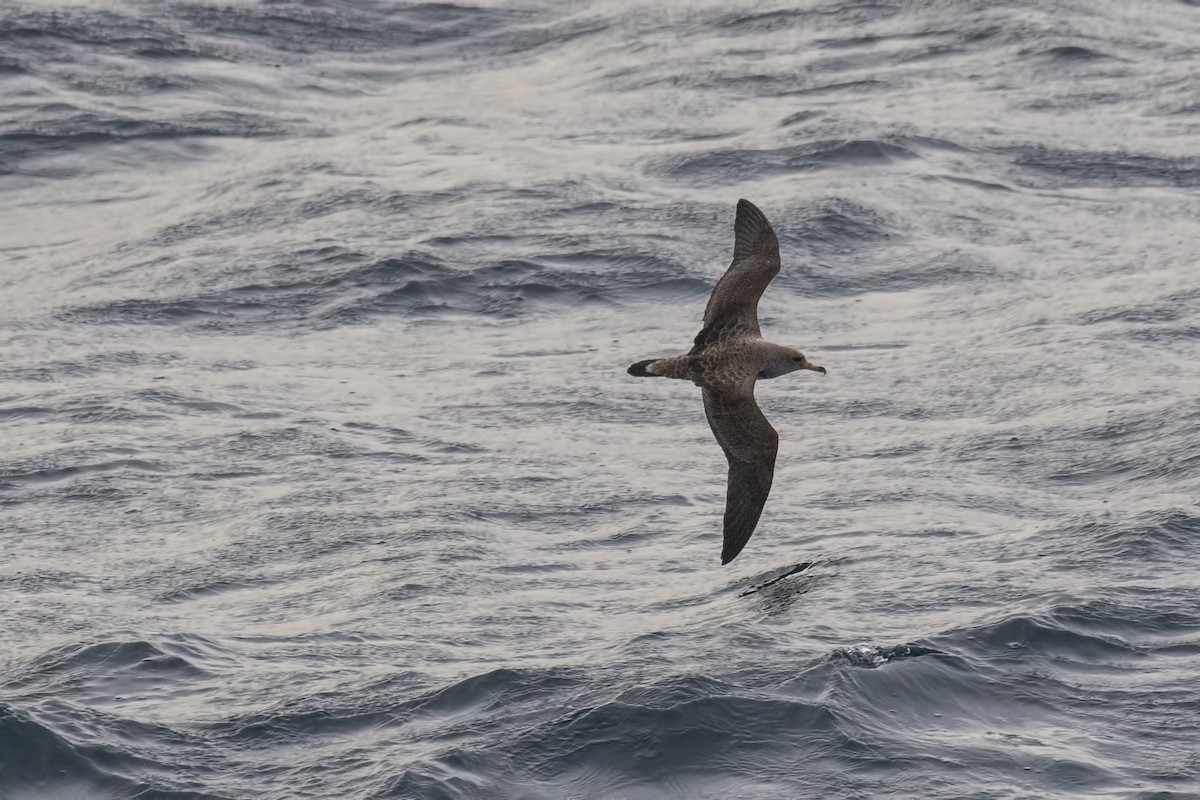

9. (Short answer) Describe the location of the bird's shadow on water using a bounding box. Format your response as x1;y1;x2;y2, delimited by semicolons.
737;560;825;615
741;560;818;595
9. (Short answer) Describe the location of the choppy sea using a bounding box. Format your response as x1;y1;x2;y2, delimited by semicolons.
3;1;1200;798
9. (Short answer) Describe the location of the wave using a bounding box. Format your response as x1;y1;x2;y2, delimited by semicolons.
0;112;284;176
61;245;708;331
0;635;240;799
1004;144;1200;188
0;703;139;800
653;137;928;185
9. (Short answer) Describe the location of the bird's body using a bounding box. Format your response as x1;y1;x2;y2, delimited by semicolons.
629;338;807;386
628;199;826;565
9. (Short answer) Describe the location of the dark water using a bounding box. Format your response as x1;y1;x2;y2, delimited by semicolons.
3;1;1200;798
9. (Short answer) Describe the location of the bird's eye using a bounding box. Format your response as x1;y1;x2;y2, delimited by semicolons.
792;356;803;363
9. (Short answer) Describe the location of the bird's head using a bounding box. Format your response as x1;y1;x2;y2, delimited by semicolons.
762;347;826;379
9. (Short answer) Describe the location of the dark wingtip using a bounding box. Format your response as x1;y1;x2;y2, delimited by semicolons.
732;199;776;262
720;539;747;565
628;359;656;377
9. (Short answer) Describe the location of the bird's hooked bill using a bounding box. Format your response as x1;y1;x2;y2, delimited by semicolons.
805;363;827;375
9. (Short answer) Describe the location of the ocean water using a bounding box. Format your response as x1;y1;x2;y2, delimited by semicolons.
2;0;1200;797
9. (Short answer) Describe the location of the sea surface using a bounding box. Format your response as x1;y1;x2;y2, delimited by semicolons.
2;1;1200;798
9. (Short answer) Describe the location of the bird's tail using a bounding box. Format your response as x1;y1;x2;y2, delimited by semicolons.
627;358;663;377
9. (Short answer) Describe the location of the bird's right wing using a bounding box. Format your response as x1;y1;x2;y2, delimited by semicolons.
702;386;780;564
692;199;781;353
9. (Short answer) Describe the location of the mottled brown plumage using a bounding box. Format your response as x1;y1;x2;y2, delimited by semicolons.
628;199;826;564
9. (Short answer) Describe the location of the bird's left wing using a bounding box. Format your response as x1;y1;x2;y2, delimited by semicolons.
702;385;779;564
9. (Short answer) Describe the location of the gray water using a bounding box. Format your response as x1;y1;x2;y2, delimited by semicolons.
3;1;1200;798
